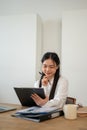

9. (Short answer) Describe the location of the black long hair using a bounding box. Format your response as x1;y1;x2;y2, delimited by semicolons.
39;52;60;100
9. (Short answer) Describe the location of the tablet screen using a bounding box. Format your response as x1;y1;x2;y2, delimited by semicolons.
14;87;45;106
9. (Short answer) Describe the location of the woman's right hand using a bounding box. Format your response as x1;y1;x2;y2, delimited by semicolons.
42;76;49;86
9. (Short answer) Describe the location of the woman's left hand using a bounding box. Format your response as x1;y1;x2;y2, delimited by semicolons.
31;93;49;106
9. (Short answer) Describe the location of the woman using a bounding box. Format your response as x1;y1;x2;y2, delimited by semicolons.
31;52;68;108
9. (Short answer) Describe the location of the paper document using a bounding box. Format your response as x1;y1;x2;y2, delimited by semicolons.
16;106;62;115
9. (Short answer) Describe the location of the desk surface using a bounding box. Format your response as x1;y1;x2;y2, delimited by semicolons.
0;103;87;130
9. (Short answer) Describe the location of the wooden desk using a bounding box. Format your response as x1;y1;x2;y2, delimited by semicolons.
0;103;87;130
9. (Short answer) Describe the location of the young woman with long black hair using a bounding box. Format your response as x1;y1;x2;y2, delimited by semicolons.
31;52;68;108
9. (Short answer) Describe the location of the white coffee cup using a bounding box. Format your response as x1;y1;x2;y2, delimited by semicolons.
63;104;77;119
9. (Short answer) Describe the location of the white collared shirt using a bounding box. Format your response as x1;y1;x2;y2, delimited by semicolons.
34;76;68;108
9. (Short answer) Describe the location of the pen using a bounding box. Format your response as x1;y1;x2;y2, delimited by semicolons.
39;72;43;75
39;72;51;85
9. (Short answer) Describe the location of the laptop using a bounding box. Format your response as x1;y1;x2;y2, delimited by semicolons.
0;105;16;113
14;87;45;107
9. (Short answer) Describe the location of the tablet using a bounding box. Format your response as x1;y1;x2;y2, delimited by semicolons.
14;87;45;107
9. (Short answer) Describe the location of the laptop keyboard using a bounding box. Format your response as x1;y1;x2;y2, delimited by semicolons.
0;108;5;112
0;106;16;113
0;106;7;112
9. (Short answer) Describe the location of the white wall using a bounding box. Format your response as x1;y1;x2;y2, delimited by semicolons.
1;0;87;58
62;10;87;106
0;14;42;104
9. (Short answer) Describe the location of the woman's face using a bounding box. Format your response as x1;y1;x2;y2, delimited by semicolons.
42;59;58;79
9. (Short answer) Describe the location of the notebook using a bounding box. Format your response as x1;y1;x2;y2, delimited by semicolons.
14;87;45;107
0;105;16;113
